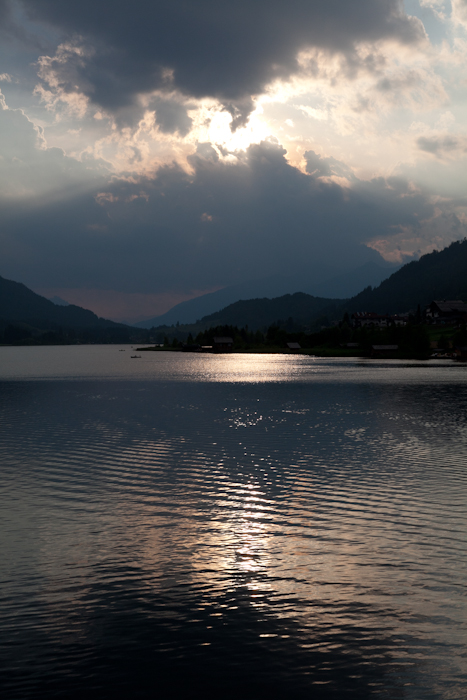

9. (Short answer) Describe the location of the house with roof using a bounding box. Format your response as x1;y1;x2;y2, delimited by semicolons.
426;300;467;325
213;336;233;352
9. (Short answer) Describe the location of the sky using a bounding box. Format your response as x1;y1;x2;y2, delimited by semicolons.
1;0;467;322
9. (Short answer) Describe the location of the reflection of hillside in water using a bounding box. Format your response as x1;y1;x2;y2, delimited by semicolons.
1;367;466;698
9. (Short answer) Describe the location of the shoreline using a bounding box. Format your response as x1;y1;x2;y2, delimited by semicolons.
136;345;447;361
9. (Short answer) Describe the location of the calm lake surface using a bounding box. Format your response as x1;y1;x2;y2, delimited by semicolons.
1;346;466;699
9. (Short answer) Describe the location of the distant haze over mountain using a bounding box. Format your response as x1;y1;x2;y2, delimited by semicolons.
144;239;467;337
0;276;126;330
135;261;398;328
2;238;465;343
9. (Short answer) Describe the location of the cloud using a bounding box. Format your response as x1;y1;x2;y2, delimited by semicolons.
452;0;467;27
2;127;453;298
371;64;448;113
367;207;467;263
304;150;355;180
13;0;424;125
2;0;467;324
0;94;107;200
0;0;11;26
417;134;467;155
150;95;193;136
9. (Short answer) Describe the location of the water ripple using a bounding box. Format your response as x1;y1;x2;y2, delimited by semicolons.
1;362;467;698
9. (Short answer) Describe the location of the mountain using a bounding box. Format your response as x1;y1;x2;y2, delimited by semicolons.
48;295;70;306
144;292;345;341
147;239;467;340
192;293;344;331
344;239;467;314
0;275;124;329
135;261;397;328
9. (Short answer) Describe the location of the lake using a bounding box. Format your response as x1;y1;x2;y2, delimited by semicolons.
1;346;466;699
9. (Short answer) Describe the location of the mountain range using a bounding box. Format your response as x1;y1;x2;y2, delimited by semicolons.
1;239;466;341
147;239;467;336
134;261;398;328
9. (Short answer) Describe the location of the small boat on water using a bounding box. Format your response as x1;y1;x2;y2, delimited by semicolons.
131;355;141;358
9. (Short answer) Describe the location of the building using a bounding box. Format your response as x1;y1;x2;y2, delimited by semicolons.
351;312;390;328
213;336;233;352
286;342;301;350
351;312;408;328
391;315;409;326
426;300;467;325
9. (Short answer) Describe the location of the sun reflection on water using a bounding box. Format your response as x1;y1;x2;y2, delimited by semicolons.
3;362;467;697
198;353;316;383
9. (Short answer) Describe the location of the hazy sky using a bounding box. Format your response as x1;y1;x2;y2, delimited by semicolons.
1;0;467;321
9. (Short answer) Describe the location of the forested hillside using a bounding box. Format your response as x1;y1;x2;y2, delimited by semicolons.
345;239;467;314
3;238;466;346
147;240;467;342
196;293;344;331
0;275;122;328
0;275;135;343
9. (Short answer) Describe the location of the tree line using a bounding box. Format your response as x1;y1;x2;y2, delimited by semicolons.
159;320;436;358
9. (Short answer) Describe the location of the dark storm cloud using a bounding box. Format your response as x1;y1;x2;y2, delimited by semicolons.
12;0;424;123
0;116;437;295
151;96;193;136
0;0;9;21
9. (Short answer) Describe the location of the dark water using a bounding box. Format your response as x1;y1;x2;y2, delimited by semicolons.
1;348;467;699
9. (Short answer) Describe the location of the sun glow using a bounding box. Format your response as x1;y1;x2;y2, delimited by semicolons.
199;104;272;153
